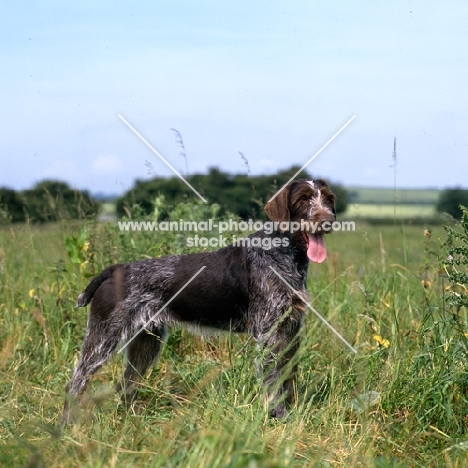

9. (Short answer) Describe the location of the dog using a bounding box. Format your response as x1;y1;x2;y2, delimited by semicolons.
62;178;336;423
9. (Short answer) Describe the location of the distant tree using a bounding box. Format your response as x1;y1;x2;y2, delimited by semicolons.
116;167;348;219
331;184;348;214
23;180;100;222
437;188;468;220
347;190;359;204
0;187;26;223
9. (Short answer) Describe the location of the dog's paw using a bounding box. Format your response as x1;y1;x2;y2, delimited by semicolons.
270;404;288;419
60;407;79;427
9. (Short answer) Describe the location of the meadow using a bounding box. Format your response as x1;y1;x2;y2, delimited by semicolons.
345;188;440;221
348;188;439;205
1;206;468;467
344;204;436;220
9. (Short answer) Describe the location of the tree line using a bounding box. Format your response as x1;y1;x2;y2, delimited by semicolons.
116;166;349;219
2;168;468;223
0;181;99;223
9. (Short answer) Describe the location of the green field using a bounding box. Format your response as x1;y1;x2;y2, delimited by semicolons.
1;215;468;467
348;188;440;205
345;203;437;219
344;187;441;220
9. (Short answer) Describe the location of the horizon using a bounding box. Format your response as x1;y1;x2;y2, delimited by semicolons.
1;169;461;198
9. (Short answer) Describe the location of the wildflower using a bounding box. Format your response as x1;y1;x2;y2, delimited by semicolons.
422;279;432;289
373;334;390;348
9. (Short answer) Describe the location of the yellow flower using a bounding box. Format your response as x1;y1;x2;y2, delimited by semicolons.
373;334;390;348
422;279;432;289
29;288;35;298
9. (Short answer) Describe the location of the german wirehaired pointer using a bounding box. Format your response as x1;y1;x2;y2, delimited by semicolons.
62;179;336;422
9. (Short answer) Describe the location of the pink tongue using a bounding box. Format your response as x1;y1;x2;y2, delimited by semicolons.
306;233;327;263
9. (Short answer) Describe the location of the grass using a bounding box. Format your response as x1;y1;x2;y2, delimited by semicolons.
1;217;468;467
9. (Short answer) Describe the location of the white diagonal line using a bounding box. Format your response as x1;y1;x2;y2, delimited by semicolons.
269;266;357;354
118;114;208;203
118;266;206;354
268;115;356;203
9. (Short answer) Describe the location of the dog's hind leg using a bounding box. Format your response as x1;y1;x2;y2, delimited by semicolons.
62;280;127;422
62;321;122;424
116;323;168;406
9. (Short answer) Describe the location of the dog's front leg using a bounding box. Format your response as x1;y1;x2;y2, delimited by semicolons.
255;311;303;419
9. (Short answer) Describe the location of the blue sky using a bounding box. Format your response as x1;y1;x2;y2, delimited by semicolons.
1;0;467;194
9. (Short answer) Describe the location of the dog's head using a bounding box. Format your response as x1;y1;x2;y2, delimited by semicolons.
265;179;336;263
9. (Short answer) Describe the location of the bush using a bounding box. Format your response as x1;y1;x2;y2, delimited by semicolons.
0;187;26;223
443;205;468;310
22;180;100;222
437;188;468;220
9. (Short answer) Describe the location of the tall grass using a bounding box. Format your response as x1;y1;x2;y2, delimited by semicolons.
1;203;468;467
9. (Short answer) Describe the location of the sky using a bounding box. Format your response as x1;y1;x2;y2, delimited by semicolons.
1;0;467;195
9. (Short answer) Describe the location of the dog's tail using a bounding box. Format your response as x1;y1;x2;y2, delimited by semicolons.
76;264;123;307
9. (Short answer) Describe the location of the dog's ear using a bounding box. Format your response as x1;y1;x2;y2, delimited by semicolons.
265;185;290;222
320;183;337;218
